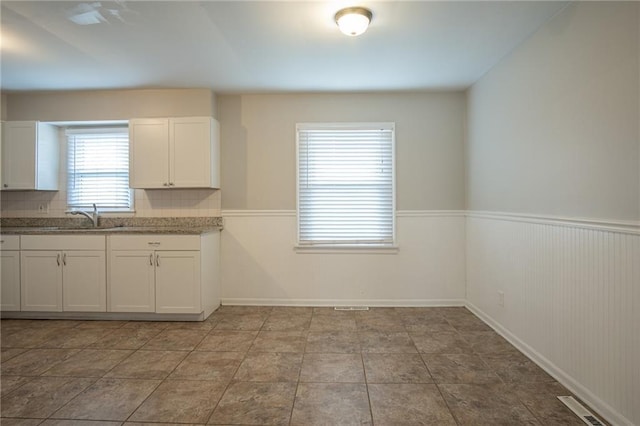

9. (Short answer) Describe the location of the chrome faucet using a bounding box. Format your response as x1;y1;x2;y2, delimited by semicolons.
67;203;99;228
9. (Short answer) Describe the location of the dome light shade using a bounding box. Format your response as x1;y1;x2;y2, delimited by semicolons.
335;7;372;36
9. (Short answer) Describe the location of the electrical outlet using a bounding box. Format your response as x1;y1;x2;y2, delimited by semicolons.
37;203;49;214
498;291;505;307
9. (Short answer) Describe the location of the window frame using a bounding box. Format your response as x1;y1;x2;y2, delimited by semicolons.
295;122;397;252
66;126;134;213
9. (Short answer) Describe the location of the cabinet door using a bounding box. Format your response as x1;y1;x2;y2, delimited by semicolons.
1;250;21;311
109;250;155;312
129;118;169;189
63;250;106;312
1;121;37;190
170;117;212;188
155;251;201;314
21;251;63;312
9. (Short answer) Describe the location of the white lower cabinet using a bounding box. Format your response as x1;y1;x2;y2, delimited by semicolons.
109;250;156;312
1;235;22;311
108;234;219;316
20;236;106;312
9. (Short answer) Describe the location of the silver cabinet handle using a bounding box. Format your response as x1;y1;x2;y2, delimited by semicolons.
3;184;7;188
169;182;174;186
62;253;67;266
56;253;60;266
156;254;160;267
149;253;153;266
147;242;160;246
163;182;169;186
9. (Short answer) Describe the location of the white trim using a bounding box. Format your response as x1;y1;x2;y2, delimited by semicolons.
222;210;296;217
465;301;633;426
468;210;640;235
396;210;466;217
0;311;206;321
294;245;399;254
221;298;466;307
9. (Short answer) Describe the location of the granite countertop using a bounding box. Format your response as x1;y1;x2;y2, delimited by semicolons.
0;216;223;235
0;225;222;235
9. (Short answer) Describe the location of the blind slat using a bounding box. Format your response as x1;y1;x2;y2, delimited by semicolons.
297;124;394;245
67;128;133;210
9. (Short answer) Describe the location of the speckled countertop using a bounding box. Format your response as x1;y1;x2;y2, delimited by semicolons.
0;217;223;235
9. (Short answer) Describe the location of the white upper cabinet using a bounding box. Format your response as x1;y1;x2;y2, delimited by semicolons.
1;121;59;191
129;117;220;189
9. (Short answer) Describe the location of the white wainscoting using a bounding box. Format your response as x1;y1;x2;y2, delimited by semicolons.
466;213;639;426
220;210;466;306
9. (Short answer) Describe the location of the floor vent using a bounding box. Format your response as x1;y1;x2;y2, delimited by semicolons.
557;396;605;426
334;306;369;311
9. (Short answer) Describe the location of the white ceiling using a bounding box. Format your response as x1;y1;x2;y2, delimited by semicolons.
0;1;568;93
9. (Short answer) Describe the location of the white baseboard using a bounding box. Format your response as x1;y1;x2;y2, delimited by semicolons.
0;311;206;322
221;298;466;307
465;302;633;426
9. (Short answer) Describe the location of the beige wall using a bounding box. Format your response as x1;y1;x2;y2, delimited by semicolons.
218;92;466;210
467;2;640;221
5;88;217;121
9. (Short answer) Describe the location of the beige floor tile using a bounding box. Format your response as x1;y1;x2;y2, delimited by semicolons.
355;315;405;332
1;349;80;376
196;330;258;352
250;331;306;352
213;314;267;331
0;419;43;426
129;380;226;424
509;382;586;425
1;328;60;349
481;351;555;383
208;381;296;425
41;349;133;378
1;376;95;419
1;348;28;363
39;329;116;349
410;331;474;354
141;329;208;351
300;353;364;383
363;353;433;383
215;306;273;315
1;376;32;398
105;350;187;379
401;314;457;333
75;321;128;329
423;353;502;384
290;383;371;426
163;321;216;331
439;383;540;425
459;330;520;354
51;378;161;421
369;383;456;425
262;314;311;331
305;331;360;353
270;307;313;316
309;315;357;332
359;331;417;353
88;328;162;350
446;314;493;332
233;352;302;382
120;321;170;331
168;351;243;381
40;420;121;426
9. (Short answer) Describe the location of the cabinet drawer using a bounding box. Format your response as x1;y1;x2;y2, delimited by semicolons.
21;235;105;251
109;235;200;251
0;235;20;250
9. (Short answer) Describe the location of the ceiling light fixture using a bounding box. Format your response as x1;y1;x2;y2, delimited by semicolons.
335;7;372;37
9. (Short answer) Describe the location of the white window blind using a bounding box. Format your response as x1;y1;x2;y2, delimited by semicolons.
67;127;133;211
297;123;395;246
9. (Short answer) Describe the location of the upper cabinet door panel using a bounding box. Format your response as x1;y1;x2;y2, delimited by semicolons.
129;118;170;188
2;121;37;189
1;121;59;191
170;117;212;188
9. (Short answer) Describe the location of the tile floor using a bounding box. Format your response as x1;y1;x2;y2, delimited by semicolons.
0;306;594;425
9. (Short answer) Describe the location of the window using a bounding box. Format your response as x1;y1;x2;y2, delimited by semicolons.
296;123;395;247
66;127;133;211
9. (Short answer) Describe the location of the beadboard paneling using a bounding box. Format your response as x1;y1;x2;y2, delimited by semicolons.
220;211;466;306
466;214;639;426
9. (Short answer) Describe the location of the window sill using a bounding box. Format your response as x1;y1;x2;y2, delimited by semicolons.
294;245;399;254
